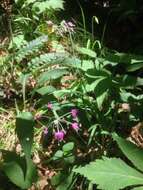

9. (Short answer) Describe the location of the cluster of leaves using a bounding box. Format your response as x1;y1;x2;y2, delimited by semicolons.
74;134;143;190
1;112;37;189
1;0;143;190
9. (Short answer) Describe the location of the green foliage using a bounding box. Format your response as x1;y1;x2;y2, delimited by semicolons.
113;133;143;172
16;35;48;62
51;171;74;190
12;0;64;38
38;68;68;85
2;0;143;189
76;46;97;58
73;135;143;190
53;142;75;164
1;112;37;189
32;0;64;13
74;157;143;190
16;112;35;158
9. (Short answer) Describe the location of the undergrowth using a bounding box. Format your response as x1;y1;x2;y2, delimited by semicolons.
0;0;143;190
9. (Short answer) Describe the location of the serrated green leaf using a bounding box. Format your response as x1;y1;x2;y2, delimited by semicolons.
17;35;48;61
73;157;143;190
113;134;143;172
38;68;68;85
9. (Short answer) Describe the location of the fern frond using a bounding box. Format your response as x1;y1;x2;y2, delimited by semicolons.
28;53;82;72
16;35;48;62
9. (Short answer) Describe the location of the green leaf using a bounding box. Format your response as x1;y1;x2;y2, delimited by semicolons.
64;155;75;164
51;172;74;190
29;52;68;68
81;60;95;71
62;142;74;153
23;0;37;6
53;150;63;161
16;112;35;158
73;157;143;190
94;77;110;109
36;86;56;95
76;47;97;58
127;62;143;72
3;162;25;189
38;68;68;85
16;35;48;61
1;150;26;173
9;34;26;49
113;134;143;172
32;0;64;14
53;89;71;98
88;124;99;145
96;90;108;109
132;187;143;190
86;68;111;79
18;73;31;107
25;158;37;187
3;159;37;189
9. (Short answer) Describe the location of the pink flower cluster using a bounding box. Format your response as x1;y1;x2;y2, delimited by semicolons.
71;108;78;118
70;108;80;132
54;131;65;141
42;103;81;142
46;19;75;37
47;102;52;110
62;20;75;32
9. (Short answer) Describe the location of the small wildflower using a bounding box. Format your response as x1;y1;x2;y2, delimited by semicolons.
43;127;48;135
71;122;80;131
60;20;75;34
47;102;52;110
71;108;78;118
67;21;75;27
54;131;65;141
34;113;42;120
47;20;53;26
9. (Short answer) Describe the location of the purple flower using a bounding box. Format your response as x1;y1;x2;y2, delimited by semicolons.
61;20;75;33
67;21;75;27
47;102;52;110
43;127;48;135
71;109;78;118
71;122;80;131
54;131;65;141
